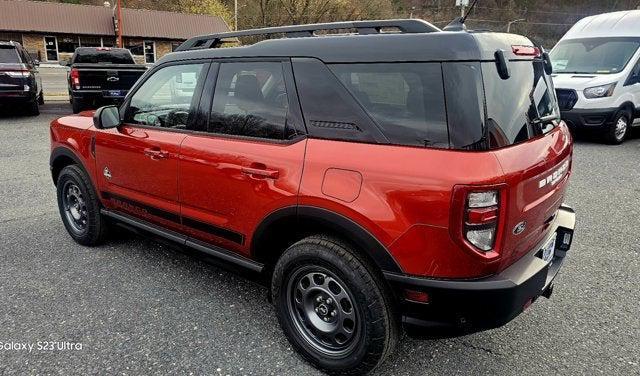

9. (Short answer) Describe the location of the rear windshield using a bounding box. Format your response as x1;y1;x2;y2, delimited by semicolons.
550;37;640;74
0;46;20;63
329;63;449;148
73;49;135;64
482;60;559;149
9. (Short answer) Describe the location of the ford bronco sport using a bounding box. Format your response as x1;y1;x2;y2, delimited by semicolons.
50;19;576;375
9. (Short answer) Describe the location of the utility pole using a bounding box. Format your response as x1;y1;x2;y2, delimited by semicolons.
116;0;123;48
456;0;470;18
234;0;238;31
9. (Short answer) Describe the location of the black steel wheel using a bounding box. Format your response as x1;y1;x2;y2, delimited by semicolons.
272;235;398;375
56;164;108;246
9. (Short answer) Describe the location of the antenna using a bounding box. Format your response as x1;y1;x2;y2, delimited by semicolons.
461;0;480;24
444;0;480;31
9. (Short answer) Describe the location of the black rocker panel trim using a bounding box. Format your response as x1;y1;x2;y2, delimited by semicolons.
100;191;244;245
101;209;263;273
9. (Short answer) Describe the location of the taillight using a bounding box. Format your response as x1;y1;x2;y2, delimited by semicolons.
450;184;507;261
70;68;80;89
465;191;500;251
1;69;30;78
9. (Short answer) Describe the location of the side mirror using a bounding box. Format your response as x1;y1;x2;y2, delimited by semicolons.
93;106;121;129
59;59;70;67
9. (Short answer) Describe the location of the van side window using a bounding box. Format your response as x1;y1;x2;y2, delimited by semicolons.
330;63;449;148
627;59;640;85
126;63;205;129
209;62;288;140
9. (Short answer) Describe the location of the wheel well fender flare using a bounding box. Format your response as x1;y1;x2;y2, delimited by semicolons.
251;205;403;274
50;146;90;185
618;101;635;116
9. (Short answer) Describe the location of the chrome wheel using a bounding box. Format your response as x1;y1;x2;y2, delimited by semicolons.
287;266;359;356
62;181;87;234
615;116;628;141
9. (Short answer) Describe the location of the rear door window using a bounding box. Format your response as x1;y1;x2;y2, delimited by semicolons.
0;46;20;63
74;49;135;64
330;63;449;148
209;62;289;140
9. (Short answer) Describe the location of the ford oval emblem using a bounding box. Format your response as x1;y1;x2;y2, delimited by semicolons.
513;221;527;235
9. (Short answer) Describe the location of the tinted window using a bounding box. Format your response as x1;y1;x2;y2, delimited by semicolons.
74;48;135;64
126;63;205;129
209;62;288;140
442;62;485;150
0;46;20;63
292;58;383;143
330;63;448;148
482;60;559;149
550;37;640;74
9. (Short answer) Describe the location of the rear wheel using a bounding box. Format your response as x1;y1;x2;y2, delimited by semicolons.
604;110;631;144
71;97;84;114
271;235;398;375
56;165;108;246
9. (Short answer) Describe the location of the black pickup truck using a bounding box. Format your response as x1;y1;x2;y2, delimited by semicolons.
62;47;147;113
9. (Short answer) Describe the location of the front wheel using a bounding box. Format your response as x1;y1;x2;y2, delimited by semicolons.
604;111;631;144
56;165;108;246
271;235;398;375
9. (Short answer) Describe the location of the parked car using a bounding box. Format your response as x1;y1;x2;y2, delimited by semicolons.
550;10;640;144
0;41;43;115
50;20;576;375
61;47;147;114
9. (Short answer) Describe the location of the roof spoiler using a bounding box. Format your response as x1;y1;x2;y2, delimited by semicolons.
175;19;440;52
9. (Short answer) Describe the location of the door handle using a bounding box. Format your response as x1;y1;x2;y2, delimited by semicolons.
241;166;279;179
144;147;168;160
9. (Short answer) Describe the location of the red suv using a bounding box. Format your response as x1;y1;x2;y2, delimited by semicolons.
50;20;576;375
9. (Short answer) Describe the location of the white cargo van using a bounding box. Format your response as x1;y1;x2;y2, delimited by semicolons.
550;10;640;144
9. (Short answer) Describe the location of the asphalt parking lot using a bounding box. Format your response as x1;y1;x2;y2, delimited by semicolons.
0;103;638;375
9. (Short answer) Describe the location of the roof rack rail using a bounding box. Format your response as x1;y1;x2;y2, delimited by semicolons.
175;19;440;52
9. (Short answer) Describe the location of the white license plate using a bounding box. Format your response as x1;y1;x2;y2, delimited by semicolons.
541;233;557;263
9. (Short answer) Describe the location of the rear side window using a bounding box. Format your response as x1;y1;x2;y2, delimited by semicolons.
73;49;135;64
209;62;288;140
0;46;20;63
330;63;449;148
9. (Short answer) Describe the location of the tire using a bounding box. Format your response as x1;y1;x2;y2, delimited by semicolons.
26;98;39;116
271;235;398;375
56;164;108;246
604;110;631;145
71;97;84;114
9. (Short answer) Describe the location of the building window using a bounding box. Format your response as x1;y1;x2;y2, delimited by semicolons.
125;39;143;57
102;38;116;48
44;36;58;61
171;42;182;52
58;36;80;53
79;36;101;47
0;32;22;43
144;40;155;64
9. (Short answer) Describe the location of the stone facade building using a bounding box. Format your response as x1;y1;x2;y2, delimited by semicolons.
0;0;229;65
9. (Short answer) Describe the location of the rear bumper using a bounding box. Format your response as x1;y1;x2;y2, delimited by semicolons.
385;204;576;333
561;107;617;130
